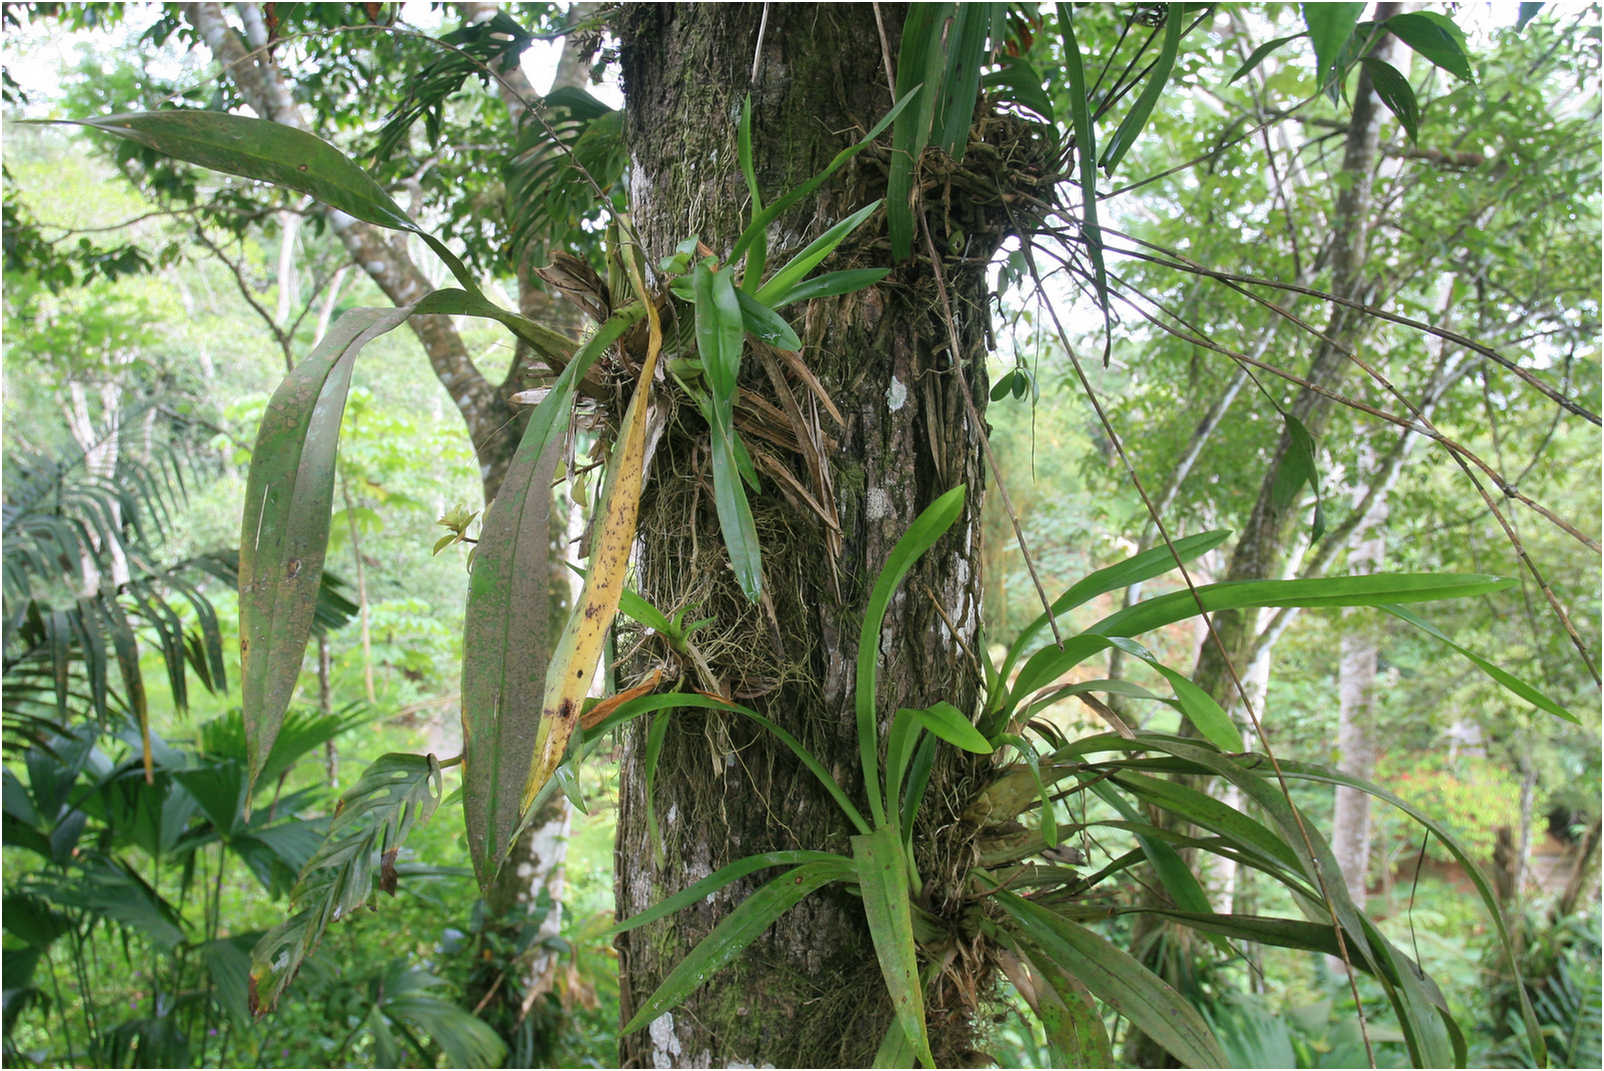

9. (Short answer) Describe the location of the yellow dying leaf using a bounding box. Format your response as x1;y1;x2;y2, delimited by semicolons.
522;240;664;811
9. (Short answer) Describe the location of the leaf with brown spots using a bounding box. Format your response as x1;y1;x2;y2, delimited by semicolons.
520;241;663;815
460;302;645;892
239;307;412;791
378;849;399;896
579;669;664;731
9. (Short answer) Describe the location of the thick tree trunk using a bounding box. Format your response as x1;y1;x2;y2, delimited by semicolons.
611;6;1028;1065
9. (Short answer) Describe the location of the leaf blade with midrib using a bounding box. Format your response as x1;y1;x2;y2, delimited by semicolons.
239;306;412;788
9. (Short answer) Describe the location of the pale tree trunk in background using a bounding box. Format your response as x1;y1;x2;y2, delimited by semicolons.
1128;18;1400;1066
1333;441;1388;907
1203;633;1271;913
1556;817;1602;920
1514;758;1537;901
180;1;595;1054
273;211;300;325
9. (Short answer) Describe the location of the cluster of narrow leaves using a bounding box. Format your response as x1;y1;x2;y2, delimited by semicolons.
249;752;442;1015
2;432;237;770
568;481;1570;1066
51;83;916;954
466;88;919;883
50;9;1528;1057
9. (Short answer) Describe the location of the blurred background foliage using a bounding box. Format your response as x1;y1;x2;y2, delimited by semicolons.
3;1;1598;1067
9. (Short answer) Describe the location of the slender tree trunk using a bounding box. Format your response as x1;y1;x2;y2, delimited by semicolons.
1513;758;1537;902
1332;443;1388;907
181;4;585;1055
1191;18;1400;707
612;6;1031;1064
1555;817;1602;920
317;634;337;783
1127;19;1401;1067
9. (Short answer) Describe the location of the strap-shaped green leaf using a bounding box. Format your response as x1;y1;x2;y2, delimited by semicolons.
899;734;939;852
1001;530;1230;682
885;701;990;825
1099;2;1184;174
887;5;948;261
1086;781;1216;932
902;701;991;755
608;850;847;937
582;691;868;834
1106;768;1302;873
763;268;892;309
934;3;994;160
693;263;764;599
737;94;767;291
708;416;762;601
1089;571;1513;646
1117;639;1244;753
1056;734;1387;985
58;114;570;360
733;288;802;352
1383;604;1577;723
857;485;966;827
1056;5;1108;314
460;303;645;886
64;111;413;231
993;888;1226;1068
756;200;882;308
1000;940;1115;1067
997;732;1058;848
621;859;852;1034
459;430;558;890
1133;899;1467;1059
240;306;412;789
853;826;933;1068
736;85;918;267
1276;759;1548;1066
872;1015;918;1068
694;257;747;404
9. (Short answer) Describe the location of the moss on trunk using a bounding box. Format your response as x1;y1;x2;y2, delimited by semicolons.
611;5;1046;1065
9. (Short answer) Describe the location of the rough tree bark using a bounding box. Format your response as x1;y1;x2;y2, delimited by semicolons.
610;5;1041;1065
